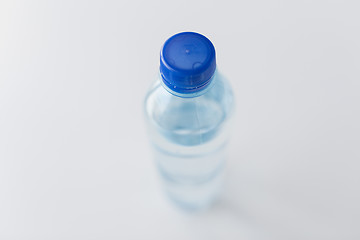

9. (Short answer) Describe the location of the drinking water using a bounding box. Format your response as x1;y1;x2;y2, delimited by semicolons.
144;32;234;210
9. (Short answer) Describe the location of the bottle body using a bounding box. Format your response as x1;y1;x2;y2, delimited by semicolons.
144;71;234;209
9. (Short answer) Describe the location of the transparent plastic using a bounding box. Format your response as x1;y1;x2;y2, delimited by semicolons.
144;70;234;210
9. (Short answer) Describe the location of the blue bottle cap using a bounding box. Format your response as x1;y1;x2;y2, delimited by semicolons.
160;32;216;94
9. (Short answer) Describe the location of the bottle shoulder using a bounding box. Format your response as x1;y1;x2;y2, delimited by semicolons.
144;72;234;146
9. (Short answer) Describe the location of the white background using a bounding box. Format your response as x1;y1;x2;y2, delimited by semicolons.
1;0;360;239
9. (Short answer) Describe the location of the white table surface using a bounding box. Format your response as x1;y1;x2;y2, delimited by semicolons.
1;0;360;239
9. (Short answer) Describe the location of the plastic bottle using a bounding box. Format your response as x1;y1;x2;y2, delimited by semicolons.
144;32;234;210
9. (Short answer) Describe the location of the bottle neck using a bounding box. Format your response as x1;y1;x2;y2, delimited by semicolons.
160;70;217;98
